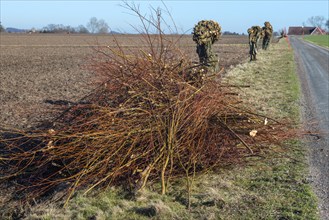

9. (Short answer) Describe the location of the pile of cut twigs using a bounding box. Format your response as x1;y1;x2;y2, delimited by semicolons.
0;5;295;206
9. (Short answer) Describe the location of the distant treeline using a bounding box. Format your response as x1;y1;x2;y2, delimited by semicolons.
222;31;242;35
1;23;90;34
40;24;89;34
0;17;111;34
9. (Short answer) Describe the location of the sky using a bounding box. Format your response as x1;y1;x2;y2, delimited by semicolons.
1;0;328;34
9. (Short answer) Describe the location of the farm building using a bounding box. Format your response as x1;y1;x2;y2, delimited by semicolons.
288;26;325;35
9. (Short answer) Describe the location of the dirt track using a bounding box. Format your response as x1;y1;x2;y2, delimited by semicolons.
0;34;248;129
290;36;329;220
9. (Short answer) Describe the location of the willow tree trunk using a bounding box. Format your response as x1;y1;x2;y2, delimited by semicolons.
196;41;219;73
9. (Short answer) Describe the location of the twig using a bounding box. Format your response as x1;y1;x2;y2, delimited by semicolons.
217;117;254;154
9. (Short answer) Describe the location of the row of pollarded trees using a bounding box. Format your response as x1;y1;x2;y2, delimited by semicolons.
247;22;273;61
191;20;273;77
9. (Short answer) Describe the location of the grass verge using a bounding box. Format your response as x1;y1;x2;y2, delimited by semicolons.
23;40;319;220
304;35;329;47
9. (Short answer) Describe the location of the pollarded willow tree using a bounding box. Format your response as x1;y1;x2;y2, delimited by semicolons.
262;21;273;50
192;20;221;73
247;25;262;61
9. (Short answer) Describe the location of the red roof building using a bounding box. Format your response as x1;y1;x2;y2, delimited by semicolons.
288;26;325;35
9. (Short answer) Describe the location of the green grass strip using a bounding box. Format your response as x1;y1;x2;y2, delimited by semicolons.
304;35;329;47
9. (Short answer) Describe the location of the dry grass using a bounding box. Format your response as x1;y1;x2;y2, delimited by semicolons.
223;40;300;120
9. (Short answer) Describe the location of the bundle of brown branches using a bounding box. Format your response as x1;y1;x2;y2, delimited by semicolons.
0;4;294;206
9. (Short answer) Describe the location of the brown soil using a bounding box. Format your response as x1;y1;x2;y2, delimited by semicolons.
0;33;248;129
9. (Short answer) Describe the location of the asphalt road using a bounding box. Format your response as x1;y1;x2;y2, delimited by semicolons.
289;36;329;219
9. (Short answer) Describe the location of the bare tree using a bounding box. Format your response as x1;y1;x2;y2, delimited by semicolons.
0;22;5;32
97;19;110;34
326;19;329;31
76;25;89;34
87;17;109;34
307;16;326;28
87;17;98;33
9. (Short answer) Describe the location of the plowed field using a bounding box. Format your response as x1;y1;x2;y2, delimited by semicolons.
0;34;249;129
